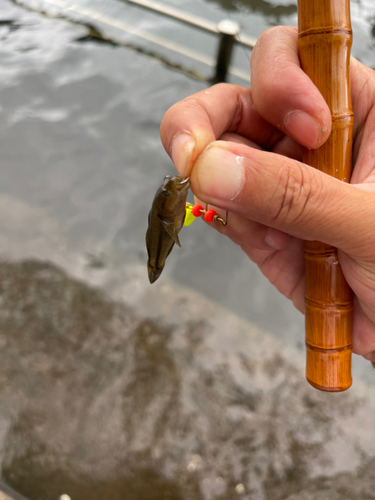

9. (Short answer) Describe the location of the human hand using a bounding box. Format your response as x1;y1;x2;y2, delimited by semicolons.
160;26;375;366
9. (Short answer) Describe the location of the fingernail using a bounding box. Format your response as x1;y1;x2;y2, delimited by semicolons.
171;133;195;178
284;111;323;148
195;145;244;201
265;228;290;250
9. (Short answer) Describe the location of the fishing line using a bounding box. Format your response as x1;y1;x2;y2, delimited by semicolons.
236;30;251;63
228;0;251;65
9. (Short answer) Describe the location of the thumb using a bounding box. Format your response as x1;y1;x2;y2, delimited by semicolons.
188;141;375;261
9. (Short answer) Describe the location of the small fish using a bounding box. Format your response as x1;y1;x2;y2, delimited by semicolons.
146;175;190;283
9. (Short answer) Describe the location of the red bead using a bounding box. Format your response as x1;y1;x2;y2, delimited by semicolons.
192;204;203;217
204;209;217;222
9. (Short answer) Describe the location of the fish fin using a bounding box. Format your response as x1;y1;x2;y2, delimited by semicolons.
159;217;181;247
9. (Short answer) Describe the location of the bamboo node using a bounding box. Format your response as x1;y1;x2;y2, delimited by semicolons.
298;27;352;38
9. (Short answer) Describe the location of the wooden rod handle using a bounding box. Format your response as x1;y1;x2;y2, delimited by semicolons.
297;0;354;391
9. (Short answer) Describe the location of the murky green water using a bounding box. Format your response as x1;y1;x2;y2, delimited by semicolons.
0;0;375;499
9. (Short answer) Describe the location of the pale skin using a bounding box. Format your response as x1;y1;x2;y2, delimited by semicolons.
160;26;375;366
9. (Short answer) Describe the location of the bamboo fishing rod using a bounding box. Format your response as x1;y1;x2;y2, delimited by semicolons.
297;0;353;391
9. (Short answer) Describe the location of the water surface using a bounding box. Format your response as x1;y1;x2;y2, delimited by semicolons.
0;0;375;498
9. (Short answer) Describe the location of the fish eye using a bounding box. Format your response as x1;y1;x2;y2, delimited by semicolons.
162;189;171;197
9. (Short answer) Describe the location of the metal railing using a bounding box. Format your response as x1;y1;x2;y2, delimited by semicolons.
126;0;256;82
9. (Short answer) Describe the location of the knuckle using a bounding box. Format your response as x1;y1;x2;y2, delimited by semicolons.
209;82;231;93
270;161;323;227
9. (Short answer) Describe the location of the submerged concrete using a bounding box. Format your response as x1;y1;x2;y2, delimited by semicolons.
0;260;375;500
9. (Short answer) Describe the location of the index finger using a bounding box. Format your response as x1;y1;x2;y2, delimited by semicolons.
160;84;280;178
